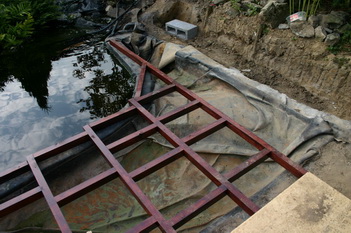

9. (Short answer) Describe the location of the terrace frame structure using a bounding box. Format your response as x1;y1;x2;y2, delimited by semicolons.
0;40;307;233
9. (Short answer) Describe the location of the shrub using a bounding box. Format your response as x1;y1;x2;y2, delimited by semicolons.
289;0;322;17
328;31;351;54
0;0;59;51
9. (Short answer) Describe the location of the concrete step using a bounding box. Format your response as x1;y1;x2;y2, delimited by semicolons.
232;172;351;233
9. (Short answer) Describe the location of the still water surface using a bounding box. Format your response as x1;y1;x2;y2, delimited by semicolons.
0;29;134;171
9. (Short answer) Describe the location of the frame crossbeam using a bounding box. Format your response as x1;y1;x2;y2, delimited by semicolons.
0;40;307;233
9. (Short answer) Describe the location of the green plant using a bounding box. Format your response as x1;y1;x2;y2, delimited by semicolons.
0;0;59;51
328;30;351;54
30;0;60;26
247;3;260;16
331;0;351;9
230;0;241;12
289;0;321;17
0;3;34;48
229;0;261;16
332;57;350;67
262;24;269;35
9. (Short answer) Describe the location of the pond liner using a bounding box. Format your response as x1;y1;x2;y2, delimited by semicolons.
5;36;350;232
0;37;156;203
1;39;328;232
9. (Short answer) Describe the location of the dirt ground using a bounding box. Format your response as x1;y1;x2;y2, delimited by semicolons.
304;141;351;198
138;0;351;120
136;0;351;201
188;40;331;115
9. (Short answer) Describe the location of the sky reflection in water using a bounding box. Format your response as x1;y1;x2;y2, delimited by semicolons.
0;42;134;170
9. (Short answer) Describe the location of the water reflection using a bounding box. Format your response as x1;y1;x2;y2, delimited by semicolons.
0;31;134;170
71;44;134;119
0;39;53;110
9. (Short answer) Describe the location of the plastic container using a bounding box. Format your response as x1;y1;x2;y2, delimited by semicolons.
286;11;307;24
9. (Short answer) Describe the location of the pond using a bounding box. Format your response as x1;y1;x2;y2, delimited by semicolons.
0;28;134;171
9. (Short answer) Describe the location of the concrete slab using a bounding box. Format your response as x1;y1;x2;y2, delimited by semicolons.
231;172;351;233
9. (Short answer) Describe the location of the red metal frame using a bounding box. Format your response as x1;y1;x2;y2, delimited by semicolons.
0;40;307;233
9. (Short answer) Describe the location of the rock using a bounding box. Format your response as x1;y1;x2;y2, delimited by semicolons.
58;0;105;14
106;5;125;18
75;17;102;28
324;27;333;34
68;3;80;13
81;0;104;12
69;12;82;19
212;0;227;4
311;43;328;59
226;7;240;17
335;23;351;35
106;1;115;5
242;1;262;9
142;0;156;8
278;23;289;29
318;11;348;29
325;33;341;46
315;26;327;41
242;2;262;15
125;8;141;22
290;21;315;38
259;0;286;5
105;5;112;12
308;15;319;28
259;0;270;5
330;11;350;22
223;1;240;17
259;0;289;28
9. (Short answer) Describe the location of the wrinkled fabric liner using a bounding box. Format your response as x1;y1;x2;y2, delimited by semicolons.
2;44;351;233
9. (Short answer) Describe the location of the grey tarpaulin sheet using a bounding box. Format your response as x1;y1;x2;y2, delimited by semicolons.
151;45;351;161
145;45;351;231
2;43;350;232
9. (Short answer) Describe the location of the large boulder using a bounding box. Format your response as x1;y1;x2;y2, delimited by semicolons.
308;15;319;28
259;0;289;28
318;11;349;29
325;33;341;46
290;21;315;38
315;26;327;41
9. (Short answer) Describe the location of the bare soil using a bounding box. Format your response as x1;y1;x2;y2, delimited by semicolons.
189;39;330;113
140;0;351;120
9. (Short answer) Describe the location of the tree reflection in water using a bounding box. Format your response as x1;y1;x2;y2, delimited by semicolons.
0;28;87;111
73;44;134;119
0;40;54;110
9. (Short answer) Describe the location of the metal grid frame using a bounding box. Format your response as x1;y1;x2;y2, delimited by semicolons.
0;40;307;233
